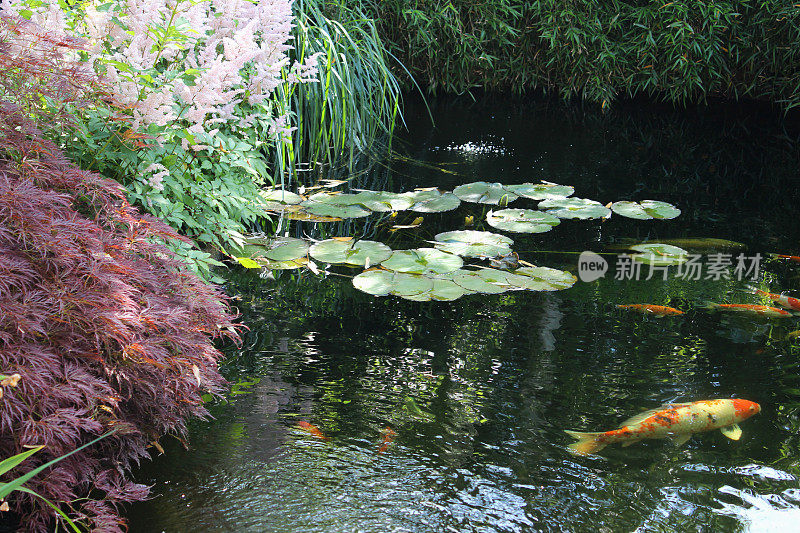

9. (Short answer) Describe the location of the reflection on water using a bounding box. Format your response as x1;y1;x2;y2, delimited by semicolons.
128;96;800;532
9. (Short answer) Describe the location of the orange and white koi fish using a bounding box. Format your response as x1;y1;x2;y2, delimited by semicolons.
705;303;792;318
748;288;800;312
565;399;760;456
617;304;684;317
771;254;800;264
297;421;328;440
377;426;396;454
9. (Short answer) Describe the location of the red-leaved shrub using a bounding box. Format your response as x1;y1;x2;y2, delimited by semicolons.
0;15;238;532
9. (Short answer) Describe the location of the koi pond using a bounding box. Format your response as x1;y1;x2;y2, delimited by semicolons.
129;96;800;532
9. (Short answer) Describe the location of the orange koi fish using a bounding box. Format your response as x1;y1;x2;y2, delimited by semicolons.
566;399;760;456
748;288;800;312
377;426;396;454
771;254;800;264
617;304;684;317
705;302;792;318
297;421;328;441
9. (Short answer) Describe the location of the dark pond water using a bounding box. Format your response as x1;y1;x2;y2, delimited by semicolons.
129;96;800;532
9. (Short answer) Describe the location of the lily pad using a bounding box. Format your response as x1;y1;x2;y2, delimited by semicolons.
259;188;303;205
402;278;471;302
381;248;463;275
453;182;518;205
628;243;689;266
610;200;681;220
352;270;433;297
301;192;372;218
403;189;462;213
512;266;577;291
246;237;309;262
433;230;514;258
486;209;561;233
448;270;509;294
309;239;392;266
538;197;611;219
505;182;574;200
351;190;413;212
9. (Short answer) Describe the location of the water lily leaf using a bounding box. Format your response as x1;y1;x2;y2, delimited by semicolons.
538;197;611;219
284;209;342;222
453;182;518;205
486;209;561;233
252;237;309;261
352;270;433;297
505;182;574;200
309;239;392;266
249;257;309;270
629;243;689;266
433;230;514;258
512;266;577;291
301;193;372;218
448;270;509;294
259;188;303;205
403;189;461;213
401;278;471;302
610;200;681;220
236;257;261;269
381;248;463;275
351;191;413;212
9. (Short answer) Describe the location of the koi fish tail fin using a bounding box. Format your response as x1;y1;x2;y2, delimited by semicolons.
564;430;606;456
739;284;765;296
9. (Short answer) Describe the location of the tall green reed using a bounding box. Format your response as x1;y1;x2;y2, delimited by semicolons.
273;0;408;186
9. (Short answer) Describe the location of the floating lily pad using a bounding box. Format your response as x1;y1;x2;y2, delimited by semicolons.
505;182;574;200
538;197;611;219
486;209;561;233
433;230;514;258
259;188;304;205
629;243;689;266
309;239;392;266
351;190;413;212
403;189;461;213
448;270;509;294
381;248;463;275
402;278;471;302
453;182;518;205
512;266;577;291
244;237;309;262
284;209;342;223
352;270;433;297
301;192;372;218
610;200;681;220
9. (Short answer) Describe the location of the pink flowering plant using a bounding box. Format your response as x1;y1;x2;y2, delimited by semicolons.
1;0;319;281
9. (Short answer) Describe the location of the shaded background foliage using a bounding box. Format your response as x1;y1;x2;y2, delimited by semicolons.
357;0;800;108
0;17;238;532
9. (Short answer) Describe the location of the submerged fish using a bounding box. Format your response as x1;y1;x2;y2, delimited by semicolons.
772;254;800;264
607;238;746;252
747;287;800;312
297;421;328;440
377;426;396;454
565;399;761;456
617;304;684;317
705;302;792;318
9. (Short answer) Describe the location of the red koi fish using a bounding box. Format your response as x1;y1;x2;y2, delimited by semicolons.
297;421;328;441
566;399;760;456
377;426;396;454
747;287;800;312
705;303;792;318
617;304;684;317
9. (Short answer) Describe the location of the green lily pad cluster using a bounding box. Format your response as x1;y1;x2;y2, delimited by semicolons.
309;239;392;267
538;197;611;219
232;236;311;270
352;265;577;301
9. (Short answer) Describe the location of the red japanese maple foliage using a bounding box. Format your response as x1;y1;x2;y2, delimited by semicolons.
0;16;239;532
